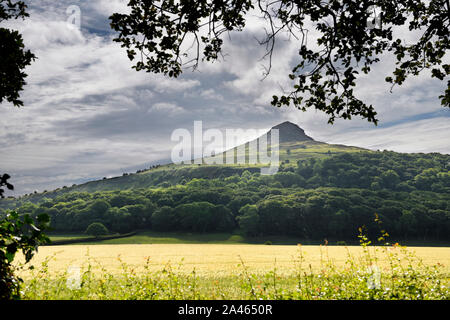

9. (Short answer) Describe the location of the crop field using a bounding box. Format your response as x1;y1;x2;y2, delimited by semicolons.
15;243;450;300
17;244;450;276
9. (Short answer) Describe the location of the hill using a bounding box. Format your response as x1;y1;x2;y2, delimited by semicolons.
268;121;314;142
1;121;449;243
2;122;366;202
206;121;366;165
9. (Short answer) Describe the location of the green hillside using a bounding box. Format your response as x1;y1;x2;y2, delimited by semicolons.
1;122;449;243
1;122;367;204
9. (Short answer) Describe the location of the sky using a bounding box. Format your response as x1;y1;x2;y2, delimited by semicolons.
1;0;449;196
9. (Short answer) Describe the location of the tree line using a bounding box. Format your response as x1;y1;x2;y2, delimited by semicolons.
1;150;448;241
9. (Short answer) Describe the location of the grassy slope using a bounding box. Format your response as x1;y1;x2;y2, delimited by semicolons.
48;231;450;247
48;231;324;245
2;140;368;206
48;234;90;241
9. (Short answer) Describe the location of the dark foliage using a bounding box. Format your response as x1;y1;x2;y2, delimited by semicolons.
110;0;449;123
0;0;36;107
0;211;50;299
85;222;109;237
0;174;14;198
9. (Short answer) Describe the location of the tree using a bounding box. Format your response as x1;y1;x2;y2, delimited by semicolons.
88;199;111;218
85;222;109;238
399;210;417;239
0;174;14;198
274;171;301;187
1;0;36;107
257;199;294;235
175;202;214;232
0;210;50;299
381;169;400;189
106;207;133;233
110;0;449;124
211;204;235;231
414;168;440;190
123;203;155;228
151;206;176;231
0;4;45;299
328;209;352;239
237;204;260;236
227;196;254;216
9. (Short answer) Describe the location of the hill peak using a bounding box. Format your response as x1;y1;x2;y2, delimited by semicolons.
268;121;314;143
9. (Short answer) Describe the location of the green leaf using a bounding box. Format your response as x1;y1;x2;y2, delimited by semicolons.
6;251;15;263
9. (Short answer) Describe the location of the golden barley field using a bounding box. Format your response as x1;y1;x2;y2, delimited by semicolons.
17;244;450;278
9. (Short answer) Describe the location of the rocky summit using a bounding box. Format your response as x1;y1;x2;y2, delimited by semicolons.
266;121;314;143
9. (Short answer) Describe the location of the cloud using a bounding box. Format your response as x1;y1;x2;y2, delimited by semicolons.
0;2;448;195
199;89;224;101
149;102;185;116
324;117;450;154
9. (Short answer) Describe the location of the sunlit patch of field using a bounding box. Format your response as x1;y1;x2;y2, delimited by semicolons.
16;244;450;278
48;234;90;241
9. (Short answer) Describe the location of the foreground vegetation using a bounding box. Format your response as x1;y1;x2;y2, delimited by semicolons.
19;242;449;300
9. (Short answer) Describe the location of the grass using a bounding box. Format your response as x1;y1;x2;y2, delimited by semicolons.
200;140;366;166
80;232;247;245
48;234;90;242
14;242;450;300
48;231;450;247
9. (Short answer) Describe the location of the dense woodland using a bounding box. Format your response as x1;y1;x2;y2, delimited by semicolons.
1;151;449;241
